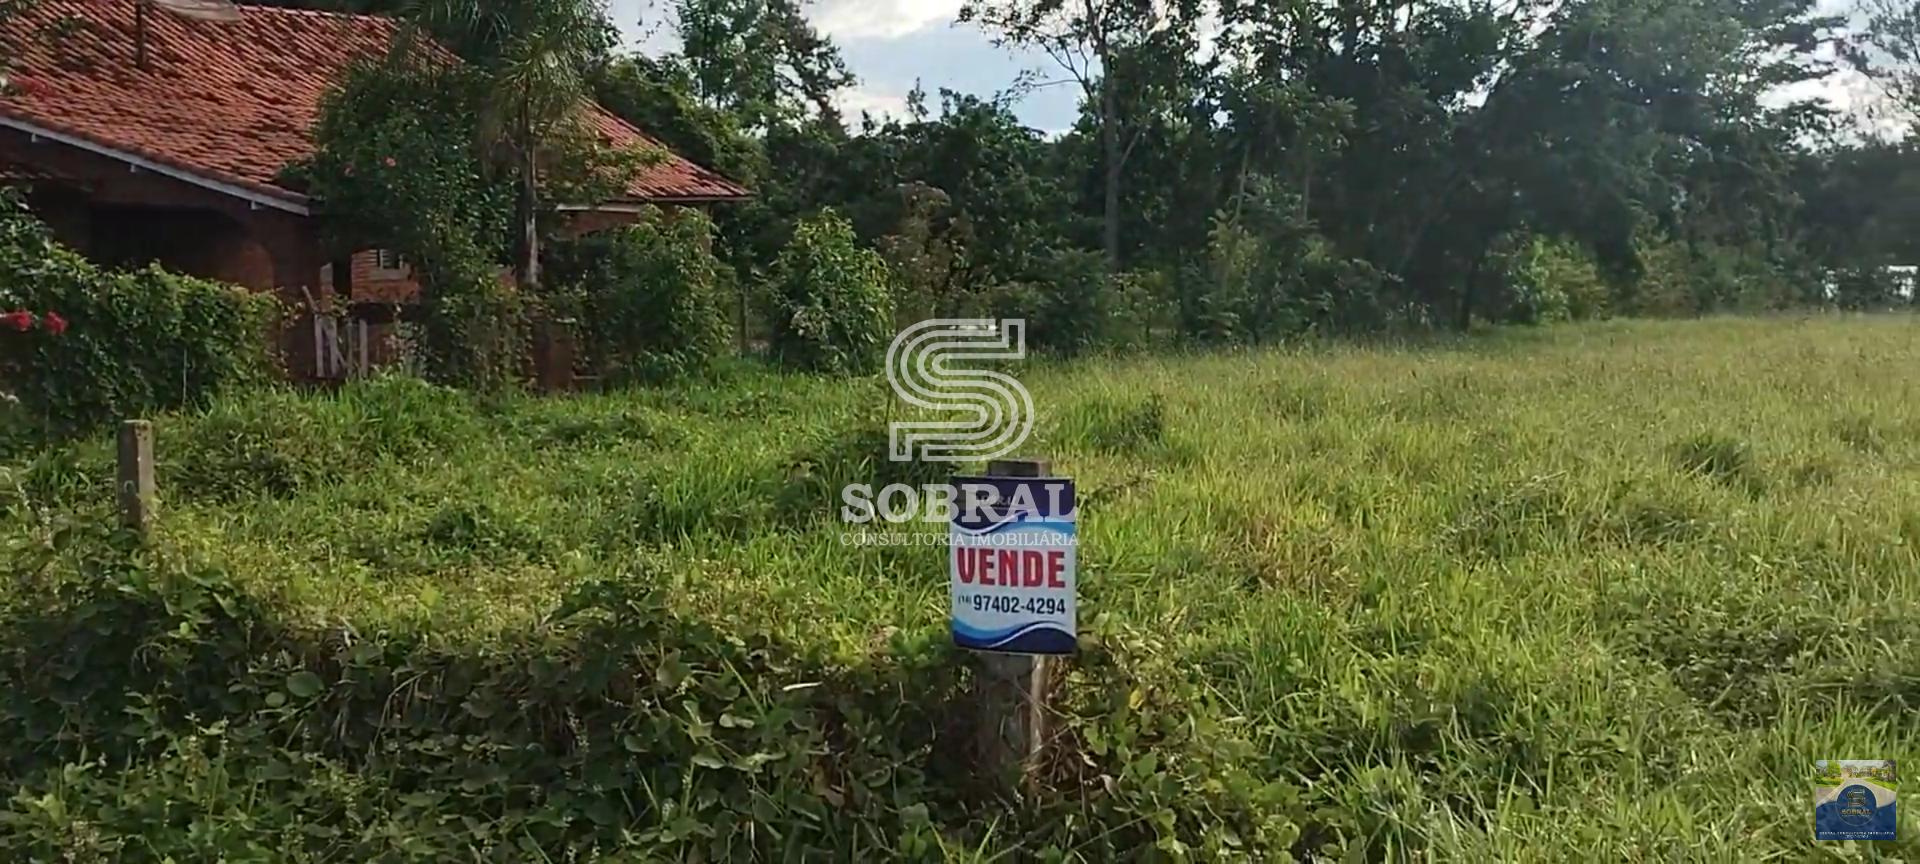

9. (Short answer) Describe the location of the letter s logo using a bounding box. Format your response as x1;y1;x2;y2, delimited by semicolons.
886;319;1035;463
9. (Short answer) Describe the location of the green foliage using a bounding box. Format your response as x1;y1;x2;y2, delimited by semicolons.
292;62;512;265
987;248;1110;356
160;377;481;502
1500;235;1611;324
670;0;855;131
764;211;893;373
293;60;529;389
547;208;732;381
1625;235;1803;317
1831;265;1908;311
592;55;769;189
1178;185;1398;343
0;191;275;433
874;182;976;325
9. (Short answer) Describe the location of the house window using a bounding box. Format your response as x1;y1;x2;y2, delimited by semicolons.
372;249;409;277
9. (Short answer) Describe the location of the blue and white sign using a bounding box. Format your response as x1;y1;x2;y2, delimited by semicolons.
1814;760;1897;841
948;477;1077;655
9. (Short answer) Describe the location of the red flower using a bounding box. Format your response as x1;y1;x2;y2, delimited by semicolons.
41;311;67;336
1;310;35;331
383;157;397;168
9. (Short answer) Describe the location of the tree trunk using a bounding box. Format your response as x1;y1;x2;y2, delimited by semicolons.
516;101;540;292
1457;254;1482;331
1102;78;1122;273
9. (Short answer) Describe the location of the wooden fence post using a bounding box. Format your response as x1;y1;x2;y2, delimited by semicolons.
974;457;1057;793
117;420;155;536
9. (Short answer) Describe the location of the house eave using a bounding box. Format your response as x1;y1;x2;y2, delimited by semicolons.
0;115;312;215
557;194;753;212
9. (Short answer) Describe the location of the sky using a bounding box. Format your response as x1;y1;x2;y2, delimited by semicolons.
606;0;1902;139
607;0;1088;133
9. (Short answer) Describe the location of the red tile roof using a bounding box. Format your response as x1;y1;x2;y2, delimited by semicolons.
0;1;749;210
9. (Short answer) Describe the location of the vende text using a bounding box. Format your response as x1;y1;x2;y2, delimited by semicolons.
953;548;1067;588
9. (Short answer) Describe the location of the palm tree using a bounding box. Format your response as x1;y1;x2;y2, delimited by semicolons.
399;0;612;292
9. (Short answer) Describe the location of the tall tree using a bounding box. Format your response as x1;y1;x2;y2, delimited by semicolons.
1854;0;1920;129
400;0;617;291
961;0;1208;271
668;0;854;132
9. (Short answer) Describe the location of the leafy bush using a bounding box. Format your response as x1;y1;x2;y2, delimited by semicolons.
1831;265;1906;310
988;248;1110;356
765;211;894;374
1104;267;1175;349
1687;242;1797;311
1627;235;1797;317
1180;219;1260;345
1182;184;1394;343
874;182;979;324
292;60;529;389
1501;235;1611;323
417;263;529;390
547;208;732;381
0;190;276;433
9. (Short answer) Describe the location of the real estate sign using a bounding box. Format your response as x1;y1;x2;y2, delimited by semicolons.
949;476;1077;655
1814;759;1896;841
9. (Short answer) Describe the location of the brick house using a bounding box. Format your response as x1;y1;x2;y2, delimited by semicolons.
0;0;748;381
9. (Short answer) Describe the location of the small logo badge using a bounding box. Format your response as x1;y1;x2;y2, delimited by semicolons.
1814;759;1896;841
885;319;1034;463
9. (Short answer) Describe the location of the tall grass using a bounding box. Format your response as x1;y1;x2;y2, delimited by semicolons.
2;314;1916;858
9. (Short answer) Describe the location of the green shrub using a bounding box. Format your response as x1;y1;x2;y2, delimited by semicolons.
547;208;732;382
988;247;1110;356
1627;234;1797;316
1181;219;1259;344
0;190;277;433
1502;235;1610;323
293;61;524;390
765;211;894;374
874;182;979;325
1184;185;1393;342
417;257;529;391
1832;265;1905;310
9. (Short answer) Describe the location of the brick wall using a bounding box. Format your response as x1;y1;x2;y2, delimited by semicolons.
348;249;423;304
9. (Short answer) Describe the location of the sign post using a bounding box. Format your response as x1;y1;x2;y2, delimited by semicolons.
951;458;1076;793
117;419;156;537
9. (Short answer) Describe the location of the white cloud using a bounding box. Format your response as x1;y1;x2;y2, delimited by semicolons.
808;0;963;41
608;0;965;50
835;86;914;121
1770;68;1911;140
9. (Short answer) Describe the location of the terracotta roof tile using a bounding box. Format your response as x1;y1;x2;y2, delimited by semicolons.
0;1;748;206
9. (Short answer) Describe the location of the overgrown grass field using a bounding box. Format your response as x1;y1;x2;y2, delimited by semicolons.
2;315;1916;859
